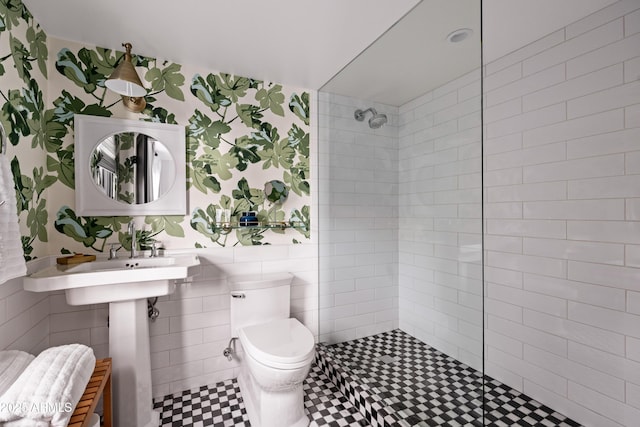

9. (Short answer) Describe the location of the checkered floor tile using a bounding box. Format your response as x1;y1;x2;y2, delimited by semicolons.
318;329;581;427
154;364;366;427
483;378;580;427
154;329;581;426
305;365;369;426
154;380;249;427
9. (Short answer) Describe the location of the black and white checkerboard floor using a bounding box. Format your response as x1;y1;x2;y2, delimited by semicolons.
154;329;581;426
317;329;581;427
153;364;367;427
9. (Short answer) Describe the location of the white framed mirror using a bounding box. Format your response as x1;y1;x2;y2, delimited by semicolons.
74;114;186;216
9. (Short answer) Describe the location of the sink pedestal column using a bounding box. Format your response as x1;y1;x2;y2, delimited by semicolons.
109;299;159;427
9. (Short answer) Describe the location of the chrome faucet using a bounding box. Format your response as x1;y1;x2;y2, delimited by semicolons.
108;243;119;260
128;221;137;259
149;240;159;258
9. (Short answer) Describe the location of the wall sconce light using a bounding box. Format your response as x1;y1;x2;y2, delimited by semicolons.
105;42;147;112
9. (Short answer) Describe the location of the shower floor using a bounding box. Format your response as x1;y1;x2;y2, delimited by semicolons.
317;329;581;427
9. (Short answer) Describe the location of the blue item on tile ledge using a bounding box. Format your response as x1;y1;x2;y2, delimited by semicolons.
239;211;259;227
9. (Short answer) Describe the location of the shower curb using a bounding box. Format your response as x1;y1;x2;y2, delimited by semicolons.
316;344;401;427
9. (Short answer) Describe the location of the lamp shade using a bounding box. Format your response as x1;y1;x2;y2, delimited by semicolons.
105;43;147;97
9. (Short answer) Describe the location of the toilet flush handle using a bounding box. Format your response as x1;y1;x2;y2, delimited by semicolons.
231;292;246;299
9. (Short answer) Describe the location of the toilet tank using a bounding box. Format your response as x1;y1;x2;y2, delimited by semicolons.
229;272;293;337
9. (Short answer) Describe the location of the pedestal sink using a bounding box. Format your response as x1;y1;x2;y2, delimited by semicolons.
23;254;201;427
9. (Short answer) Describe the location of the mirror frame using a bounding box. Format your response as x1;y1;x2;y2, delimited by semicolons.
74;114;186;216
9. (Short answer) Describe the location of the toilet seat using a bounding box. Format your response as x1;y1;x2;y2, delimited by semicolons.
238;318;315;370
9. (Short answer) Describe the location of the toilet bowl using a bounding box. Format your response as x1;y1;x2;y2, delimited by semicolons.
238;318;314;427
229;273;315;427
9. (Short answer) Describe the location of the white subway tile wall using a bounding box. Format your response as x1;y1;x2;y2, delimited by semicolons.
4;246;318;399
484;2;640;426
0;260;51;356
398;70;484;372
317;92;399;344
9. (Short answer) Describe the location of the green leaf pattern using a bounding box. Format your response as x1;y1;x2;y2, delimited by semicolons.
145;63;185;101
2;1;311;257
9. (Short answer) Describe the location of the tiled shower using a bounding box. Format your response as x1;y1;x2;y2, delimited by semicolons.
318;1;640;426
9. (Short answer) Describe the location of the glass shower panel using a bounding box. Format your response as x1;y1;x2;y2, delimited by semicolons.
317;0;483;425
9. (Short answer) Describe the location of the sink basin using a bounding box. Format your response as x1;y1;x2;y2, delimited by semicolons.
23;253;201;427
23;254;200;305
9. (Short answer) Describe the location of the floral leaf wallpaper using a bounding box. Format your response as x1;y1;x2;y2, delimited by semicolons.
0;0;311;261
0;0;49;260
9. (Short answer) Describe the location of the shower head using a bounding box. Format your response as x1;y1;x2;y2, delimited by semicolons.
369;113;388;129
354;107;388;129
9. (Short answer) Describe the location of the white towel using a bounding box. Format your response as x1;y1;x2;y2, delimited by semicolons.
0;155;27;285
1;418;53;427
0;344;96;427
0;350;35;396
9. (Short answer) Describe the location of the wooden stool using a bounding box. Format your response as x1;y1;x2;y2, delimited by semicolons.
68;358;112;427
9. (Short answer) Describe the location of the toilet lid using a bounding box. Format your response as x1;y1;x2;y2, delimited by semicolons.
239;318;315;368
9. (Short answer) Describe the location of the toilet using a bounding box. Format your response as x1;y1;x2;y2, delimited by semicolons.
229;272;315;427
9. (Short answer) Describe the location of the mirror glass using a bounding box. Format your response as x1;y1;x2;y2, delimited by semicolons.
90;132;176;205
75;114;186;216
